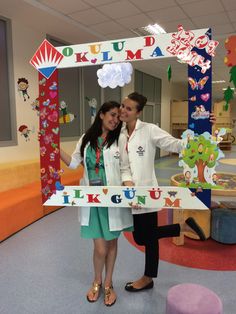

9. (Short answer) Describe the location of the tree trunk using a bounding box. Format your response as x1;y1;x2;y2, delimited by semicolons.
196;159;206;182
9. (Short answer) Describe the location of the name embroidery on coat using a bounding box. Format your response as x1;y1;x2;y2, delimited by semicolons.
114;151;120;159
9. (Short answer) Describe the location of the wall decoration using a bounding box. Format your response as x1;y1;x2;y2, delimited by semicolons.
167;65;172;82
167;25;218;73
17;78;30;101
179;129;225;189
97;62;133;88
18;124;32;141
30;27;216;76
189;96;196;101
44;186;208;212
86;96;97;124
223;86;234;111
224;35;236;67
188;76;209;90
30;26;218;207
38;69;61;203
229;66;236;88
187;28;215;208
30;40;63;79
39;77;46;86
223;35;236;105
31;97;40;115
59;100;76;124
191;105;210;120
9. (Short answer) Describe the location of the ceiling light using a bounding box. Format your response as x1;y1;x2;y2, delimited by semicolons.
212;80;226;84
142;24;166;35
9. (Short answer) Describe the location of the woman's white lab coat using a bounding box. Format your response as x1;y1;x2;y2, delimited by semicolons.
121;119;183;186
69;133;133;231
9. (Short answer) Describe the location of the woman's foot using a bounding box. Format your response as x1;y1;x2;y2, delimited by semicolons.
183;217;206;240
125;275;154;292
86;282;102;302
104;285;116;306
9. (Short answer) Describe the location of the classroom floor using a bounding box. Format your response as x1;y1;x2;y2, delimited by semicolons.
0;146;235;314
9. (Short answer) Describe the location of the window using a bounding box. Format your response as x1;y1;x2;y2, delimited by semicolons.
0;17;16;145
47;36;102;139
47;36;121;138
103;86;121;104
83;65;101;131
47;36;82;140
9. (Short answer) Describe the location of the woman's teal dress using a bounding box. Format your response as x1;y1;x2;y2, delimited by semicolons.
80;138;133;241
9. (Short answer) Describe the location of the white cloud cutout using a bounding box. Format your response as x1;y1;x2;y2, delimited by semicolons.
97;62;133;89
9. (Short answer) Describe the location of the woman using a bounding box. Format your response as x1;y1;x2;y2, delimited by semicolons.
60;101;133;306
119;92;215;292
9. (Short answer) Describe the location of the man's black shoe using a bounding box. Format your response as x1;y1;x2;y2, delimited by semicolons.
185;217;206;241
125;280;154;292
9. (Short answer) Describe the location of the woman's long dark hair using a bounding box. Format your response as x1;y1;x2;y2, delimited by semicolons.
80;101;122;157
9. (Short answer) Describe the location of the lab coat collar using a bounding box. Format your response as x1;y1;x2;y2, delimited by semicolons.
121;119;144;135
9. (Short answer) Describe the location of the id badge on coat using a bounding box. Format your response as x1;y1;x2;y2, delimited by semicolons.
89;178;104;186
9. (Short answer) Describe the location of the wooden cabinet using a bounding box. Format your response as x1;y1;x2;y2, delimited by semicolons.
170;100;233;150
213;101;233;151
170;100;188;138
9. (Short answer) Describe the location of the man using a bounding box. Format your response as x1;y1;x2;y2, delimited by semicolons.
119;92;216;292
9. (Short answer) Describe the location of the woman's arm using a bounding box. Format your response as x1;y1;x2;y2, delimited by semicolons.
62;135;85;169
118;134;133;183
60;149;72;167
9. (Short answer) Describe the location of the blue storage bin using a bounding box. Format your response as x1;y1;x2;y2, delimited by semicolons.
211;208;236;244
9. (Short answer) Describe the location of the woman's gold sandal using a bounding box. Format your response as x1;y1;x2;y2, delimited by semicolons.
86;282;102;303
104;285;116;307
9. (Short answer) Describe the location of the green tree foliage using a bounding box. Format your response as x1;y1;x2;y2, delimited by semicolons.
181;135;218;182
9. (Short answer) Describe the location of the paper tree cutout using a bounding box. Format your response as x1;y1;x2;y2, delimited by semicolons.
179;129;225;189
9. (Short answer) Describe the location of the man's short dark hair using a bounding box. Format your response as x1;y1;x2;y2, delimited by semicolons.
128;92;147;112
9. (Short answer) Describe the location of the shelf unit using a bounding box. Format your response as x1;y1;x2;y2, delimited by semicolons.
170;100;233;151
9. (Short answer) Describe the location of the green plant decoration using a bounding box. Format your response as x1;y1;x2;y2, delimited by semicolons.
223;86;234;111
167;65;172;82
229;65;236;88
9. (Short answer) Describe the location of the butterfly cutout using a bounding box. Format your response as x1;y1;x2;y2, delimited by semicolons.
188;76;209;90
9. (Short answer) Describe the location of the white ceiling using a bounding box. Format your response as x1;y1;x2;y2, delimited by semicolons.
1;0;236;99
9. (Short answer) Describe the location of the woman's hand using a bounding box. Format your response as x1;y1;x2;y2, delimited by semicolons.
129;201;142;210
210;112;216;124
123;181;134;186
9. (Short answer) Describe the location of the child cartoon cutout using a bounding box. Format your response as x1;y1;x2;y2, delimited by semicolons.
17;78;30;101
